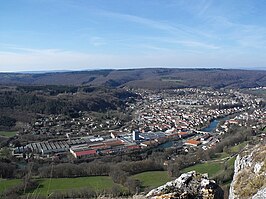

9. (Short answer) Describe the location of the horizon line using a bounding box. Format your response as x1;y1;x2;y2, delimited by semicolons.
1;66;266;74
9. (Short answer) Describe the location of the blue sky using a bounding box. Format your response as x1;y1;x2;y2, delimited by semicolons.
0;0;266;72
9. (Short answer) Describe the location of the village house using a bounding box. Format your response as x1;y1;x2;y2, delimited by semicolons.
184;139;201;147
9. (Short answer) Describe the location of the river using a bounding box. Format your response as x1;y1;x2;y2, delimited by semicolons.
158;115;230;149
202;115;230;133
202;119;219;132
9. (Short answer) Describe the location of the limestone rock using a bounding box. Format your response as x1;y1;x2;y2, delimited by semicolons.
229;144;266;199
146;171;223;199
252;187;266;199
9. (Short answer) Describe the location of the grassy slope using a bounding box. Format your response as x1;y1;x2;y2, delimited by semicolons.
230;141;247;153
1;176;123;196
0;179;22;193
182;162;222;177
132;171;171;189
0;131;17;137
227;157;236;168
182;142;246;178
215;152;230;159
30;176;118;196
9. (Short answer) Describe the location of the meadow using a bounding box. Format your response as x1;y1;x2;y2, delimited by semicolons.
0;179;22;193
182;162;222;177
29;176;120;196
0;131;17;137
132;171;171;189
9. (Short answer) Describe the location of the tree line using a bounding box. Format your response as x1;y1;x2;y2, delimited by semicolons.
0;85;137;129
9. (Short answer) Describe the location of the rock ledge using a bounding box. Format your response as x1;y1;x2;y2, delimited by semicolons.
146;171;223;199
229;144;266;199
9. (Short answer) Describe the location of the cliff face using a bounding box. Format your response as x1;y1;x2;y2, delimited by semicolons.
146;171;223;199
229;144;266;199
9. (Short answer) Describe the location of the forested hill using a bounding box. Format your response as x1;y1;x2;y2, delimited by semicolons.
0;68;266;89
0;85;138;128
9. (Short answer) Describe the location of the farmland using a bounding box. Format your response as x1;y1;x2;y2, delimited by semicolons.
182;162;222;177
0;179;22;193
1;172;171;195
29;176;122;196
0;131;17;138
0;176;126;196
132;171;171;189
181;142;246;178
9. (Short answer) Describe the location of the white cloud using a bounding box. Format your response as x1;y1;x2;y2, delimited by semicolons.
98;10;212;39
0;47;265;72
89;37;106;47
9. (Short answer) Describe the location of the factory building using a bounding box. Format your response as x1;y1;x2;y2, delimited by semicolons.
132;130;140;140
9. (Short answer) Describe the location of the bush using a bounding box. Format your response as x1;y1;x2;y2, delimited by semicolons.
0;116;16;129
0;162;16;178
2;179;39;197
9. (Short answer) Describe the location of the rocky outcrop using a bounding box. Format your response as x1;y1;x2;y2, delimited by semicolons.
229;144;266;199
252;187;266;199
146;171;223;199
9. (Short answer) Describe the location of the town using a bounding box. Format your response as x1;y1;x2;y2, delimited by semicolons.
12;87;265;160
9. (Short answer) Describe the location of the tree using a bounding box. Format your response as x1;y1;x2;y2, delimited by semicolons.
125;178;141;194
0;162;15;178
167;163;180;177
0;147;12;159
0;116;16;129
109;167;128;184
111;184;124;197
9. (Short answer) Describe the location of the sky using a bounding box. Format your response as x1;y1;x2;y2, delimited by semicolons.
1;0;266;72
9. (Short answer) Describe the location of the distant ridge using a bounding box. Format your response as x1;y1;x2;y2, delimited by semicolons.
3;65;266;73
0;68;265;89
15;70;73;74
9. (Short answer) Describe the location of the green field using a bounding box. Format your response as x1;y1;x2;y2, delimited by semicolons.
29;176;119;196
132;171;171;189
1;176;124;196
214;142;247;159
0;131;17;137
182;162;222;177
230;141;247;153
245;89;266;98
215;152;230;159
227;157;236;168
161;78;184;83
181;141;242;179
0;179;22;193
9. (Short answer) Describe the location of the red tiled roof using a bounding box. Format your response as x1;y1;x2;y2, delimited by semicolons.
229;120;238;124
104;140;124;147
75;149;97;157
178;132;188;135
185;139;200;145
127;145;140;149
89;143;107;149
